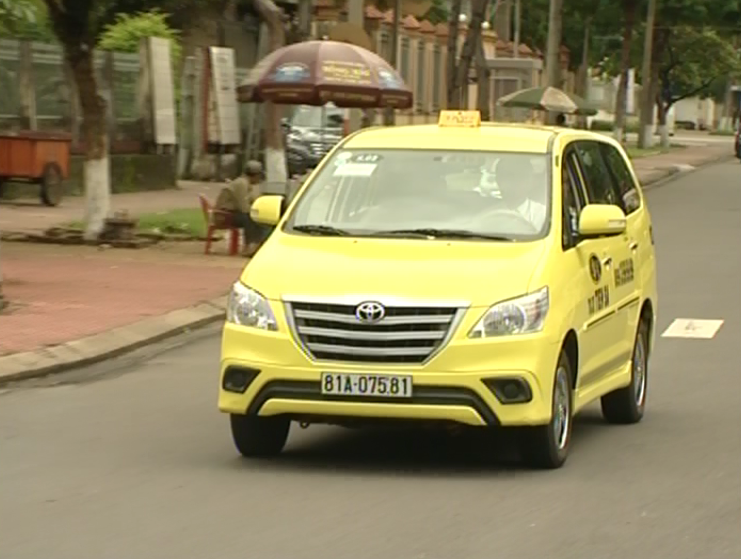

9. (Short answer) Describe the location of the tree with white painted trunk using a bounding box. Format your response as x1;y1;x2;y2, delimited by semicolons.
42;0;113;240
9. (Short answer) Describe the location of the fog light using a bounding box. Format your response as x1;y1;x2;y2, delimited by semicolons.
483;378;533;404
222;367;259;393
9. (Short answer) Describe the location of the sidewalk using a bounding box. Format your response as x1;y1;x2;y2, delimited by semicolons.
0;140;733;383
0;180;229;235
629;143;732;186
0;242;244;382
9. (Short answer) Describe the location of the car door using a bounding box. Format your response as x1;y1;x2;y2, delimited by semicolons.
559;146;623;391
598;141;647;338
571;141;634;385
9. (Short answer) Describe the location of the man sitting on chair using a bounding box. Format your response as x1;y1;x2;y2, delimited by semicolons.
227;160;271;257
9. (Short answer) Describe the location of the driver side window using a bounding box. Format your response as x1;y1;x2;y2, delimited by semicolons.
561;151;586;250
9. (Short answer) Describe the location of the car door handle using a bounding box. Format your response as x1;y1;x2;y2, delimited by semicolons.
629;241;639;251
602;256;612;268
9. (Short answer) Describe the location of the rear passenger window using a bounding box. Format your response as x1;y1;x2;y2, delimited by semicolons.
599;143;641;214
574;141;621;207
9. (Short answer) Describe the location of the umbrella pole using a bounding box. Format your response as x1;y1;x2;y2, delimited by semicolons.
321;104;325;152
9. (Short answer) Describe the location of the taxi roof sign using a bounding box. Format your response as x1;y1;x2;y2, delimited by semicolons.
438;110;481;128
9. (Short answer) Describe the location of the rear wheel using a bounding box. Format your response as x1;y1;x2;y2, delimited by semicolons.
230;414;290;458
601;320;649;424
520;351;573;469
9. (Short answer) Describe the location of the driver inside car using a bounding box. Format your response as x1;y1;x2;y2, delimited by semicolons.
494;155;548;231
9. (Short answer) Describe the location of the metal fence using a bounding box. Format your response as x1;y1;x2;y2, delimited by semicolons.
0;39;141;141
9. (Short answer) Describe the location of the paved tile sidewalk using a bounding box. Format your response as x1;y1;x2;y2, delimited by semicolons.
0;243;244;356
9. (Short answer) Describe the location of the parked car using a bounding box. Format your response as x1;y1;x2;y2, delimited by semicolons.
282;103;345;168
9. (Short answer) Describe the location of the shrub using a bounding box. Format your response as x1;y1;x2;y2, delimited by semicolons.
98;9;181;64
589;119;613;131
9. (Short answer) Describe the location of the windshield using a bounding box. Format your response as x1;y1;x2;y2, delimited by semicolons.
285;149;551;240
290;104;344;129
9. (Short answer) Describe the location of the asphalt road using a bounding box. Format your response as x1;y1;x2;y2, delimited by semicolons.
2;161;740;559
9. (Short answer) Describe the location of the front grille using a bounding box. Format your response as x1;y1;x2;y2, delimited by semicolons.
286;301;461;364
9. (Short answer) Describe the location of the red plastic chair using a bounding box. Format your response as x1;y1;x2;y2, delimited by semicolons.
198;194;240;256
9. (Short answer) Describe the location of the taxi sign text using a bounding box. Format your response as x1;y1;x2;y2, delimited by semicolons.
438;110;481;128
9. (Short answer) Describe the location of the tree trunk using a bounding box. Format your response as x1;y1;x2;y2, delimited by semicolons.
637;0;657;148
383;0;402;124
66;45;110;241
254;0;288;184
613;0;636;142
446;0;463;108
655;97;670;148
475;36;491;120
576;18;591;129
454;0;490;110
0;236;5;311
544;0;563;123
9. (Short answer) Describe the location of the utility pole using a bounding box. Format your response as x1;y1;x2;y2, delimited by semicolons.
347;0;364;131
297;0;312;41
544;0;563;123
383;0;401;125
513;0;520;58
638;0;657;148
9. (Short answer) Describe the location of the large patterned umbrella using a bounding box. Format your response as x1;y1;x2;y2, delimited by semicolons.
237;40;413;109
497;86;598;116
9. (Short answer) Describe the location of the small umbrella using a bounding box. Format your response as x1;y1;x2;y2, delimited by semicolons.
237;40;413;109
497;86;598;116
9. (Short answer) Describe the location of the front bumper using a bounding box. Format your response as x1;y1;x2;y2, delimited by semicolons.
218;323;563;427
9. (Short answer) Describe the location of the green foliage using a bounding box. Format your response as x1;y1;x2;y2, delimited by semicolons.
98;9;181;63
0;0;53;40
515;0;624;71
424;0;449;25
0;0;36;24
656;26;741;109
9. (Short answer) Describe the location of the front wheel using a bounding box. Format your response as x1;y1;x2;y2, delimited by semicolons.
601;320;649;424
519;351;573;469
230;414;290;458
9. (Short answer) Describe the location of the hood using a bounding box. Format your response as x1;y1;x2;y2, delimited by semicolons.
291;126;342;141
242;233;547;308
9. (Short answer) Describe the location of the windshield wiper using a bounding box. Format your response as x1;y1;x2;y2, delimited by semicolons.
292;224;350;236
375;228;514;241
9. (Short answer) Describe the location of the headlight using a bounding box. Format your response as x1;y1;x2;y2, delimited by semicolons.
468;287;549;338
226;282;278;331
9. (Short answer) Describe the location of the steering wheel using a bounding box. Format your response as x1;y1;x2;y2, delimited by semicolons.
470;207;540;234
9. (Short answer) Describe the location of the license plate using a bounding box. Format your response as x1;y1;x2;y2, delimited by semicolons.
320;373;412;398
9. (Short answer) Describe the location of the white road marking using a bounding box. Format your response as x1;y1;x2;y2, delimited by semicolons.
661;318;725;339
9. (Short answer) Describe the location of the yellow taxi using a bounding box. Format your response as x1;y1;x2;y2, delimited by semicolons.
219;111;658;469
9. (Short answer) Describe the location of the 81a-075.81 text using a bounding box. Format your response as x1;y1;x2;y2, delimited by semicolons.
321;373;412;398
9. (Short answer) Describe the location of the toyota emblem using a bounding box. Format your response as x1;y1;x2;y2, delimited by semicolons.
355;301;386;323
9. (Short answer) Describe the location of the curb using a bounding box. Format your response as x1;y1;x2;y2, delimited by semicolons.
640;153;734;191
0;296;227;385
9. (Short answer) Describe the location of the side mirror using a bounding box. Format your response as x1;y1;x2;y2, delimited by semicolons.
578;204;627;239
250;195;285;226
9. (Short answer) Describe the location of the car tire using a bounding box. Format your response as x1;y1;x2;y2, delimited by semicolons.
520;351;573;469
601;319;649;424
230;414;290;458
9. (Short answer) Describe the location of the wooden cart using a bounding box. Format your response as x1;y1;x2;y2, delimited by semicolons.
0;131;71;206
